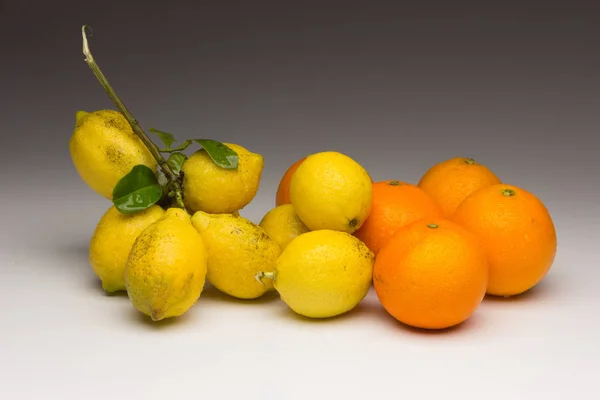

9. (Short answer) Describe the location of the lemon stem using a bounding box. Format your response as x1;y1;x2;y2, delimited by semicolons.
255;271;275;285
81;26;185;209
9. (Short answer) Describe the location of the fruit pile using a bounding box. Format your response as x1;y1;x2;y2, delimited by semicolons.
72;27;557;330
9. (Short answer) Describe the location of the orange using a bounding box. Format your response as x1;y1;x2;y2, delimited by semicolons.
353;180;444;256
417;157;501;217
373;219;489;330
275;157;305;206
450;183;557;297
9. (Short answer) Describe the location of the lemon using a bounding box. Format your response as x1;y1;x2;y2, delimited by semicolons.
290;151;372;233
259;204;310;249
69;110;157;199
89;205;165;293
181;143;263;214
257;229;375;318
124;208;208;321
191;211;281;299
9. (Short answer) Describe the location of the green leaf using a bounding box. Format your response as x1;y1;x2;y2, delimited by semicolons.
148;127;238;168
112;165;163;214
149;128;176;150
193;139;239;169
167;152;187;175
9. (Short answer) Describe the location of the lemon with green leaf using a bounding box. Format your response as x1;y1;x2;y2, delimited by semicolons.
182;143;263;214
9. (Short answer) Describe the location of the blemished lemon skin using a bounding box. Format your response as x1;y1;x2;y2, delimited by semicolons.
191;211;281;300
69;110;157;199
89;205;165;293
124;208;208;321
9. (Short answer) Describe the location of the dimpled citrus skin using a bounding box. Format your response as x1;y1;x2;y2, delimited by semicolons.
124;208;208;321
181;143;264;214
417;157;501;217
290;151;373;233
450;183;557;297
271;230;375;318
259;204;310;250
89;205;165;293
69;110;157;199
354;180;444;256
277;157;375;207
191;212;281;299
373;219;489;330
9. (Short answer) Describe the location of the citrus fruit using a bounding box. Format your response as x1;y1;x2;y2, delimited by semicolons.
124;208;208;321
89;204;165;293
450;184;557;297
417;157;501;217
290;151;373;233
275;157;305;206
257;229;374;318
69;110;157;199
373;219;489;330
354;180;444;255
181;143;264;214
191;211;281;299
277;156;373;206
259;204;310;249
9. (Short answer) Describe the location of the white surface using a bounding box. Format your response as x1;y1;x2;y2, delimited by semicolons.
1;194;599;400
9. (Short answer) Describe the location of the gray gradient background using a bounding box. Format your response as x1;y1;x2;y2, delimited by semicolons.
1;1;599;399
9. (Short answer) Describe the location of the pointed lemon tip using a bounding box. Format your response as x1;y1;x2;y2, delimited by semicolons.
251;150;264;161
101;281;123;294
150;309;165;322
164;207;189;220
75;110;88;123
249;153;264;171
190;211;211;231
